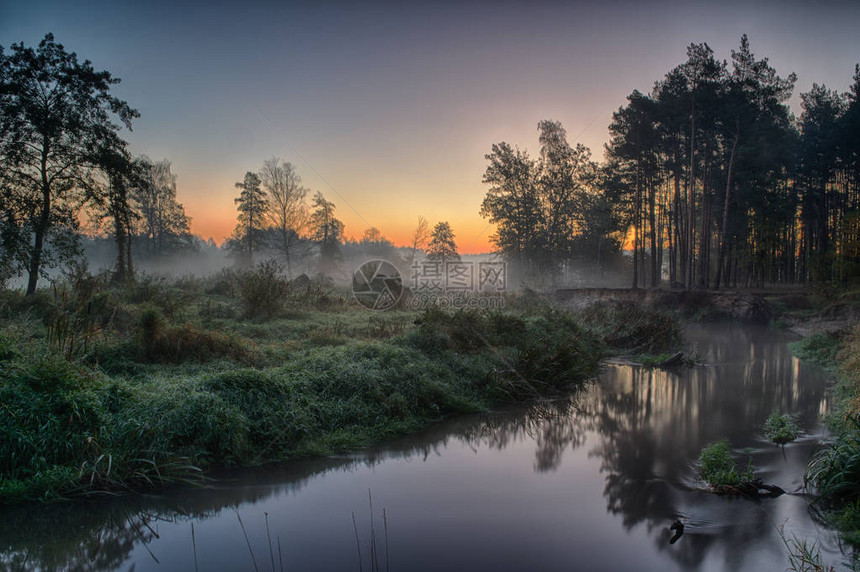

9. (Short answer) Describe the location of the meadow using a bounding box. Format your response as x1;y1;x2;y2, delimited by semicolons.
0;266;683;502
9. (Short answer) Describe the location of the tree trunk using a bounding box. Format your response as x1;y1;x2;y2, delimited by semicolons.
649;174;658;287
686;110;696;289
715;121;739;289
127;233;134;278
699;148;711;289
27;145;52;295
114;212;127;283
633;154;642;289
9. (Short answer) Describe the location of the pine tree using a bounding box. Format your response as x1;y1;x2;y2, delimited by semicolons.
233;172;269;267
427;222;459;263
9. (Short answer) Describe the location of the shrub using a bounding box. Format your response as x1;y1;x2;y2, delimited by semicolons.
137;306;167;352
237;260;289;319
46;285;105;361
699;440;754;487
807;415;860;504
109;306;256;365
0;328;22;361
408;307;603;399
412;308;531;354
764;413;802;445
833;500;860;546
578;301;683;353
791;332;844;370
0;353;105;499
198;299;237;320
125;274;190;319
205;268;239;297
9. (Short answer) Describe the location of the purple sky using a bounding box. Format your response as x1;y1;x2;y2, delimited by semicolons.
3;0;859;251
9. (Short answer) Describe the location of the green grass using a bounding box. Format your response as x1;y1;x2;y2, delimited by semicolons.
764;413;802;445
699;440;755;487
789;332;844;373
577;301;683;354
3;271;667;502
794;324;860;547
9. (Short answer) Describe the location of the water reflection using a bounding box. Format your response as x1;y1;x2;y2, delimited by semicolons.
0;325;846;571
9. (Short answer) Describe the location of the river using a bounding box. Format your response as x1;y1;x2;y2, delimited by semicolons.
0;324;849;571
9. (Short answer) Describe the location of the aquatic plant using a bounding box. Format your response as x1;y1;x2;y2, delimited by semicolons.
698;441;754;488
764;413;802;445
777;526;836;572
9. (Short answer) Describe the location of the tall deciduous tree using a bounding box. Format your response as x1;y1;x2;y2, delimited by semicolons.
481;142;542;269
90;137;140;283
132;157;192;256
409;215;431;261
259;157;307;277
0;34;138;293
481;122;602;282
537;120;596;268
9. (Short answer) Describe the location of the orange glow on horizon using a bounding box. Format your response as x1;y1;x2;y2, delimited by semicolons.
186;216;496;255
181;180;497;255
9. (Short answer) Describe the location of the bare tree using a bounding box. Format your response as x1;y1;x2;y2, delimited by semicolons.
362;227;383;243
409;216;430;261
259;157;308;277
132;157;192;256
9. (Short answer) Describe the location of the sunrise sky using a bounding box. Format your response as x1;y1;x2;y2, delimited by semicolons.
3;0;859;253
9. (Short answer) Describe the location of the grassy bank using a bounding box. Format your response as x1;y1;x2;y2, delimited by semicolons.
0;270;681;502
792;327;860;546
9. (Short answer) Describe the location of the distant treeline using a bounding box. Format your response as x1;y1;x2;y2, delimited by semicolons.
0;35;463;291
481;35;860;288
3;34;858;292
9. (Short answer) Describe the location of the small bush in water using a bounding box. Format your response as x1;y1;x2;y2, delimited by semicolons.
699;440;754;487
764;413;802;445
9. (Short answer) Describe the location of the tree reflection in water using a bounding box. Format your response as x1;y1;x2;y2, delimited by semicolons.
581;325;833;569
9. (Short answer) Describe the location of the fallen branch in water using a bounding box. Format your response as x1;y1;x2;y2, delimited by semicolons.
710;478;785;499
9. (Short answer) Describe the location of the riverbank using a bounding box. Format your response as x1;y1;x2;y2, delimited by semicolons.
1;321;836;572
0;271;684;502
792;324;860;548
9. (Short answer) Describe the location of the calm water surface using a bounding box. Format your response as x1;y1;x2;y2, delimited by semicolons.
1;324;851;571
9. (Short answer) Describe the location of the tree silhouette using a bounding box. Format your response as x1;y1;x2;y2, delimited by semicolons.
427;221;459;263
232;171;269;267
309;191;344;275
259;157;308;278
0;34;138;293
132;157;192;257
